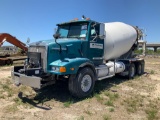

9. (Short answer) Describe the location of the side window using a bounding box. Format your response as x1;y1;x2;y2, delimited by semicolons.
80;25;87;37
91;23;100;37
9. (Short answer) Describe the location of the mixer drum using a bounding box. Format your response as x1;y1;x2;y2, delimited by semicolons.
103;22;137;60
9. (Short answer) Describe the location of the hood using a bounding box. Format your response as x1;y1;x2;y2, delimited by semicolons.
29;38;87;59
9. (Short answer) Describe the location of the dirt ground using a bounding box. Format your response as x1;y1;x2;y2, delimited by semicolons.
0;56;160;120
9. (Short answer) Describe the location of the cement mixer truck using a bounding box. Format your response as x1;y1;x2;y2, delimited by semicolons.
11;17;145;98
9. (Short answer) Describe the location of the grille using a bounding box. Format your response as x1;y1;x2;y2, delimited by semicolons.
28;46;47;71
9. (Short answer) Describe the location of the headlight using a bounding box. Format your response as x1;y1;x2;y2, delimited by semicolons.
51;66;59;72
51;66;66;72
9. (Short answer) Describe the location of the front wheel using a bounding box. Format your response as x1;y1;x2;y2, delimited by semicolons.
68;67;95;98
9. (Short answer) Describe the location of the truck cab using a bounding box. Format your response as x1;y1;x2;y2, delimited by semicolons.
52;19;105;65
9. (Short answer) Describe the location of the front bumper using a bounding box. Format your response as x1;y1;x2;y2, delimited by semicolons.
11;67;42;89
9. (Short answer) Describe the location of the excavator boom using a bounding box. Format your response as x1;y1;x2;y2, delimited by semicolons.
0;33;28;65
0;33;28;51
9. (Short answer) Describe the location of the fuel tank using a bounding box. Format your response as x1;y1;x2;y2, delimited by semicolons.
103;22;137;60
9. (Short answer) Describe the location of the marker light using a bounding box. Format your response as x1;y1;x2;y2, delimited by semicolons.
86;18;90;20
70;68;74;71
74;18;78;21
59;67;66;72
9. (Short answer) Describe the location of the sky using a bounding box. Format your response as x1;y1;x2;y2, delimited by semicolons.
0;0;160;46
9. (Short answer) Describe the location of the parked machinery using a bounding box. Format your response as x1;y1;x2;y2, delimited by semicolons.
0;33;28;65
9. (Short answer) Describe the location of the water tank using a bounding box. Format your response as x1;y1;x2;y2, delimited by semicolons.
104;22;137;60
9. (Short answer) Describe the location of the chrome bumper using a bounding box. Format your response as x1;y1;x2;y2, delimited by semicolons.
11;67;42;89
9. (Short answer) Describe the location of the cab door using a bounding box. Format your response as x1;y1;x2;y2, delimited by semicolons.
88;22;104;65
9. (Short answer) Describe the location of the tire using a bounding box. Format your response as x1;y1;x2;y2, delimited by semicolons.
5;59;11;65
141;62;145;74
10;60;13;65
68;67;95;98
128;63;136;79
136;63;142;75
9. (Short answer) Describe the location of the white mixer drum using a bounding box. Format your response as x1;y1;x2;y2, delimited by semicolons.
104;22;137;60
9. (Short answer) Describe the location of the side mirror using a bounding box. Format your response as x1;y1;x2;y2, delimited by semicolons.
54;28;57;34
53;33;60;39
99;23;105;39
98;35;105;39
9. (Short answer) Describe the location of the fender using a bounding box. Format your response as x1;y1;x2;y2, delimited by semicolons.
79;61;96;75
48;58;95;75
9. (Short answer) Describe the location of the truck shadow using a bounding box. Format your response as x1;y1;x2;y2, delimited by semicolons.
18;76;130;110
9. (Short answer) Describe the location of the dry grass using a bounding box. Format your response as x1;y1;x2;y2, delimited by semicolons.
0;57;160;120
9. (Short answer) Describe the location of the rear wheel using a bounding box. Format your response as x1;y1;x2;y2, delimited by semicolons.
68;67;95;98
141;62;145;74
128;63;136;79
136;63;142;75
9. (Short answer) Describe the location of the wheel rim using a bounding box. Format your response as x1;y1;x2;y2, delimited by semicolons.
138;65;142;74
131;65;135;77
81;75;92;92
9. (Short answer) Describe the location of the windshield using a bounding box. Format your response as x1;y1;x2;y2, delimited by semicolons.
57;22;88;39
